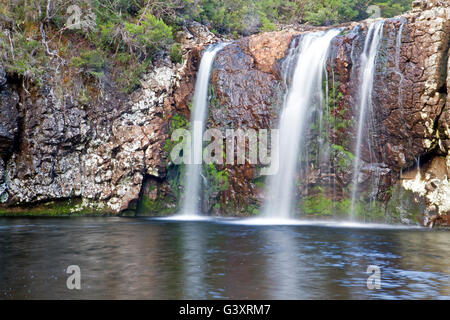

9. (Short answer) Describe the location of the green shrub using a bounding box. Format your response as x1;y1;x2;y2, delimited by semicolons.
304;0;360;26
259;13;276;32
71;49;107;79
169;43;182;64
98;21;118;51
372;0;411;17
113;53;150;92
0;30;45;85
124;13;173;58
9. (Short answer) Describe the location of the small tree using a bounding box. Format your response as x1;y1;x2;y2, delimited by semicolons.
124;12;173;58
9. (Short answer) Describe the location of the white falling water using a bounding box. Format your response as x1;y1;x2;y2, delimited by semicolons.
263;29;340;220
181;43;228;217
350;21;385;219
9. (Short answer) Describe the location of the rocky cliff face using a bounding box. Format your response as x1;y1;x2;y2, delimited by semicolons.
0;22;222;215
0;1;449;225
204;0;450;222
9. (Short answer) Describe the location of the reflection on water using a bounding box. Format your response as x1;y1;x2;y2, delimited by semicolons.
0;217;449;299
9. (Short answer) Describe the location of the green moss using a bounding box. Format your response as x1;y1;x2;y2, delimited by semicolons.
166;164;185;209
205;164;229;193
335;198;351;217
301;188;334;217
119;209;136;217
298;188;394;223
331;144;354;173
385;184;424;224
308;77;352;164
169;43;183;64
246;204;260;215
163;113;189;158
324;79;352;137
0;199;108;217
203;164;231;214
353;201;386;222
171;113;189;131
252;176;266;189
135;172;182;217
136;195;175;216
135;172;181;217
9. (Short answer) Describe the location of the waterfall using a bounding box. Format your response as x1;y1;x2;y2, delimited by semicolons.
350;21;384;220
394;20;412;158
263;29;340;220
181;43;228;217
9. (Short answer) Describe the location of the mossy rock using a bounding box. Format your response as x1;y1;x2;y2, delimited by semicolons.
0;198;109;217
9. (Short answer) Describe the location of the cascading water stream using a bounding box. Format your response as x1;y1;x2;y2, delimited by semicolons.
350;21;385;220
180;43;228;217
263;29;340;220
394;20;413;158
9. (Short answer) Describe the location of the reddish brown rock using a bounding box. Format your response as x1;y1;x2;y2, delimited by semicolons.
247;31;298;76
205;39;288;214
202;3;450;216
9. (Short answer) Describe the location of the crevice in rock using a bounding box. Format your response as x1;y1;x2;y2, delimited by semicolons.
432;100;447;134
401;151;436;178
431;49;448;136
437;83;447;94
11;81;26;161
111;146;120;159
131;174;171;216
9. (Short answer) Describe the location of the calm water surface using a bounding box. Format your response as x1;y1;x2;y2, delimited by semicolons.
0;217;449;299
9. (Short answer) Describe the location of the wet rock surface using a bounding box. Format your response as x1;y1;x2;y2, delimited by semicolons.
207;38;285;214
204;3;450;218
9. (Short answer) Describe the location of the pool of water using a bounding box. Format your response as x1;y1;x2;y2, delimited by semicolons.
0;217;449;299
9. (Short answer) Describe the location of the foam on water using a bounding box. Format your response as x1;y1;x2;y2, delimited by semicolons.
218;217;420;230
149;215;422;230
155;214;214;222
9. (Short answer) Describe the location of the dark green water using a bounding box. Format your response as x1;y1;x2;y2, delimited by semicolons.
0;217;449;299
